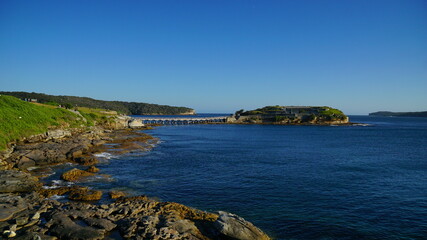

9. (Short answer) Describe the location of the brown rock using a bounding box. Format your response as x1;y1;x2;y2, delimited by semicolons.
109;191;125;199
86;166;99;173
61;168;94;182
68;149;83;159
68;187;102;201
38;186;74;198
75;156;98;166
160;202;218;222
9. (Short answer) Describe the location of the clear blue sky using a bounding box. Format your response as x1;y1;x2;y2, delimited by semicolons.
1;0;426;114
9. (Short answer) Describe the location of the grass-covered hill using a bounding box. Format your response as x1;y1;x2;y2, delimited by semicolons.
0;95;117;150
235;105;348;124
240;106;347;119
0;91;194;115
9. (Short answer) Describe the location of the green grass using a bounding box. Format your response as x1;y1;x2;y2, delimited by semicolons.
0;95;86;150
320;107;347;120
77;107;116;126
242;106;283;115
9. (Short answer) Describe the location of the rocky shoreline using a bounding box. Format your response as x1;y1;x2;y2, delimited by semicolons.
0;123;270;239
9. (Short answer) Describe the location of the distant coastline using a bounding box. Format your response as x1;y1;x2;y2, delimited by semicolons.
0;91;195;116
369;111;427;117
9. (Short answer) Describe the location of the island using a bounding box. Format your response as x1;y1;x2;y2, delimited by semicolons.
369;111;427;117
227;105;349;125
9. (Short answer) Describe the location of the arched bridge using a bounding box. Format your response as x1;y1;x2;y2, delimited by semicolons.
135;116;229;125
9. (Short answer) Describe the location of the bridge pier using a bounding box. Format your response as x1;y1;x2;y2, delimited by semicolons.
136;116;229;125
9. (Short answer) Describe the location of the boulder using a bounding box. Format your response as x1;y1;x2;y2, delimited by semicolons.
61;168;94;182
213;211;270;240
75;156;98;166
46;129;71;140
109;191;126;199
113;116;131;129
128;119;144;129
24;150;45;162
86;166;100;173
66;147;84;159
68;187;102;201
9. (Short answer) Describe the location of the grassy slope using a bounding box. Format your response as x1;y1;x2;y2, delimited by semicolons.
319;107;347;120
0;91;194;115
76;107;116;126
0;95;113;150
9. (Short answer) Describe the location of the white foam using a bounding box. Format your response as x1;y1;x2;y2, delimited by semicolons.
86;174;115;182
49;195;66;200
50;180;74;187
51;180;63;185
94;152;113;159
43;171;56;178
352;123;372;127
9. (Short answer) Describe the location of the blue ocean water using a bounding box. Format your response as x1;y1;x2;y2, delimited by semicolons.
88;116;427;239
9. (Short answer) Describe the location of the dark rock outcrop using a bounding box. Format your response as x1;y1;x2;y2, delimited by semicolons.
0;170;41;193
46;212;105;240
109;190;126;199
0;126;271;239
86;165;100;173
68;187;103;201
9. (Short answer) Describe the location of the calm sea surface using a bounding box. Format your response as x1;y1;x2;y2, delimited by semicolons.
87;116;427;239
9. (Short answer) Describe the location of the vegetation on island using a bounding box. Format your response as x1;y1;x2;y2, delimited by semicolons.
369;111;427;117
234;105;348;124
0;95;117;150
0;91;194;115
318;108;347;121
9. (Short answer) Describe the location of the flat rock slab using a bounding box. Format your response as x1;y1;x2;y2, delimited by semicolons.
47;213;105;240
0;194;27;222
0;170;40;193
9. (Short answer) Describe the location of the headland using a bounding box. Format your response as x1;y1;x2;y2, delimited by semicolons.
0;95;269;240
369;111;427;117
